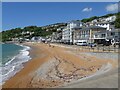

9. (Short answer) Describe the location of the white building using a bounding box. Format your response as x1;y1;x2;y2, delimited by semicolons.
51;27;64;43
95;22;113;31
74;26;107;44
22;31;34;35
105;15;116;22
31;37;44;42
62;20;83;44
57;27;64;31
107;29;120;42
96;15;116;23
91;19;98;23
91;15;116;31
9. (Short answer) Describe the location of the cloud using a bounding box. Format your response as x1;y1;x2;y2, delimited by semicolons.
82;7;92;12
106;3;118;12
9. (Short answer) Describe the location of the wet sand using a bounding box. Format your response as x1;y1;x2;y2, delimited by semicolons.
2;42;118;88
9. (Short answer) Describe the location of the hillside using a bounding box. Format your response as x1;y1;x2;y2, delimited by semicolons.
1;12;120;42
1;23;67;42
115;12;120;28
81;13;119;23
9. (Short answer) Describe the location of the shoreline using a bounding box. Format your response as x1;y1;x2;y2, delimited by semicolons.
2;42;118;88
1;43;31;85
2;42;51;88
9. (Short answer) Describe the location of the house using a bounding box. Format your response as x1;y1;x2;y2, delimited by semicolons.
51;27;64;43
31;37;44;42
62;20;83;44
91;19;98;23
85;22;95;27
73;26;107;44
22;31;34;37
51;32;57;42
107;29;120;43
94;19;117;31
96;15;116;23
105;15;116;22
57;27;64;32
94;22;110;30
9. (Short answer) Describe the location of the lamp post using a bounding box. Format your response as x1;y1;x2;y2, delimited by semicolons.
72;31;74;45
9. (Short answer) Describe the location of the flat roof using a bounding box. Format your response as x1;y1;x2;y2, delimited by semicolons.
64;25;107;31
79;26;106;31
95;22;110;24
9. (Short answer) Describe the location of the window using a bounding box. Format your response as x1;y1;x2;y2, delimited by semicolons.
101;34;106;38
111;32;115;36
95;35;98;37
115;36;118;38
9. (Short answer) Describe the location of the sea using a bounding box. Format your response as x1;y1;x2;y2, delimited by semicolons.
0;43;31;85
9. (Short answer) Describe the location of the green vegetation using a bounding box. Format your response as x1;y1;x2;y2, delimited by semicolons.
81;13;118;23
1;12;120;42
0;33;2;42
81;16;98;23
115;12;120;28
1;23;67;42
100;13;115;18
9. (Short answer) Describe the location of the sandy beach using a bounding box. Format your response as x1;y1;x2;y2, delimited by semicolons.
2;42;118;88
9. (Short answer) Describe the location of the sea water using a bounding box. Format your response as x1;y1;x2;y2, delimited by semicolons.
0;43;31;85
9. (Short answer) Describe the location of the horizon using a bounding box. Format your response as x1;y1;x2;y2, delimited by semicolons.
3;2;119;31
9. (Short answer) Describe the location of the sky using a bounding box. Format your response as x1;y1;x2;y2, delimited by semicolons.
2;2;119;31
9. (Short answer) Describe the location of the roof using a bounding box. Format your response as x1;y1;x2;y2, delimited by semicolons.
68;20;82;23
87;26;106;29
110;29;120;32
95;22;110;24
80;26;106;31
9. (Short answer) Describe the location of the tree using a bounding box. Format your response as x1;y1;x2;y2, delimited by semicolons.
115;12;120;28
81;16;98;23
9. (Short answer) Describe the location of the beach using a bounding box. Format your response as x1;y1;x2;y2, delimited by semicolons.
2;42;118;88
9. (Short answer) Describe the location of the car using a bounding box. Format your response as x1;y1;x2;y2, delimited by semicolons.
103;41;111;46
111;39;120;46
112;41;120;46
88;43;97;47
76;41;88;46
115;42;120;45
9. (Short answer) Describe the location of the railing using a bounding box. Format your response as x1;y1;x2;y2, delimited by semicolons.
49;42;120;53
76;45;119;53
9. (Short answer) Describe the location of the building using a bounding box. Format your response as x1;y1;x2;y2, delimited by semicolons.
73;26;107;44
94;22;110;31
107;29;120;43
57;27;64;32
51;27;64;43
85;22;95;27
94;19;116;31
31;36;44;42
51;32;57;42
105;15;116;22
95;15;116;23
62;20;83;44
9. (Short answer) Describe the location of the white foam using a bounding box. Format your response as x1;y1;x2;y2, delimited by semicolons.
3;66;15;77
0;67;2;85
5;56;16;66
0;44;31;85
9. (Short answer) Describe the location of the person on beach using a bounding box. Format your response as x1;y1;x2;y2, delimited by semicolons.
90;44;93;49
49;43;51;47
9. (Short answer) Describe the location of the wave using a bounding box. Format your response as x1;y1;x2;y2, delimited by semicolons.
0;44;31;85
